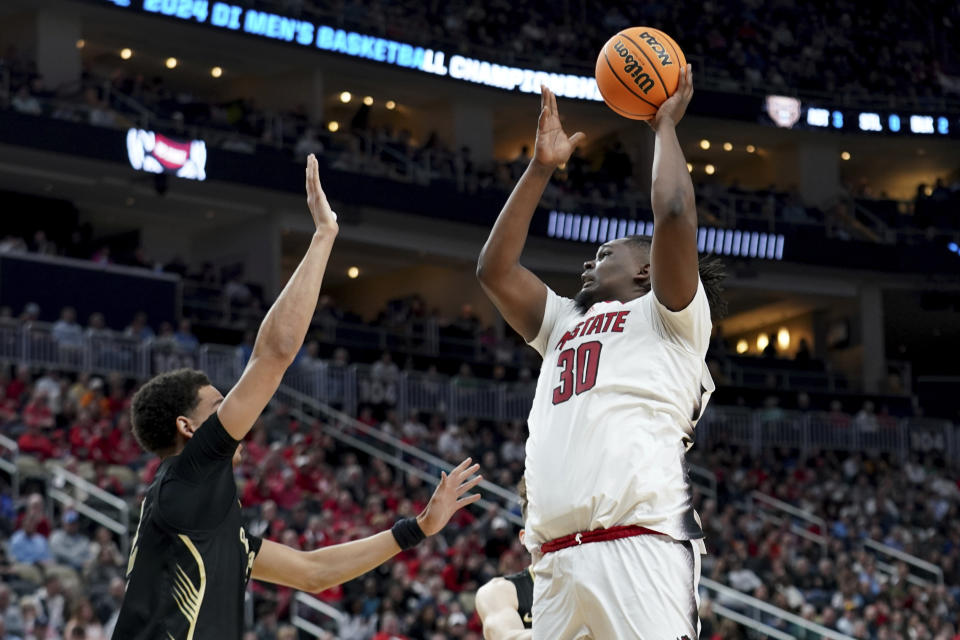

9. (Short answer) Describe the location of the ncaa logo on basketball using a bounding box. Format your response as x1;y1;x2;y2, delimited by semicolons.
637;31;673;66
612;40;655;94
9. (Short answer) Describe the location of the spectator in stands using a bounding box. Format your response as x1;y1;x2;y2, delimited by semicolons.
63;597;106;640
4;366;29;406
172;319;198;353
9;515;50;565
84;313;113;341
372;351;400;384
11;86;41;116
33;370;63;416
52;307;84;350
794;338;812;364
123;311;154;342
49;509;91;570
0;586;22;639
22;391;54;431
86;526;124;573
18;303;39;324
17;422;54;460
94;576;124;638
0;614;19;640
853;401;879;432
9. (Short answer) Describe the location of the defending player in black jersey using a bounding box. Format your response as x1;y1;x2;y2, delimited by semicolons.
476;478;533;640
112;155;483;640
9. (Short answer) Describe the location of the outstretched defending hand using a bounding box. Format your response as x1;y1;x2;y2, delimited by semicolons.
305;154;339;234
532;85;586;171
416;458;483;536
649;64;694;131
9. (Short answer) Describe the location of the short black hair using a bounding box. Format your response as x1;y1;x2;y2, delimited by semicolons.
131;369;211;455
621;235;728;321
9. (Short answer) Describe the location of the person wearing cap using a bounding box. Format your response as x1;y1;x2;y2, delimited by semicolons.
476;478;533;640
49;510;92;571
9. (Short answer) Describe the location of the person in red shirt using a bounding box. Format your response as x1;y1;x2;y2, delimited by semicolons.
5;366;30;405
269;468;304;512
371;611;409;640
15;493;51;537
22;393;55;431
107;413;141;467
18;425;54;461
68;409;96;458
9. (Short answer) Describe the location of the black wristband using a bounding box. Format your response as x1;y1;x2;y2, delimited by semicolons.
391;517;426;550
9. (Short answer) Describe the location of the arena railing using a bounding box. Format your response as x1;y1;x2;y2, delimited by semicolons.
5;324;958;465
47;464;131;554
746;491;942;587
0;434;20;502
274;385;523;527
700;577;855;640
290;591;344;639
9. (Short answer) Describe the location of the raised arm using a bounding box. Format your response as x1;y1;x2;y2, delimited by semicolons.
477;86;584;342
217;154;338;440
649;65;699;311
251;458;482;592
476;578;532;640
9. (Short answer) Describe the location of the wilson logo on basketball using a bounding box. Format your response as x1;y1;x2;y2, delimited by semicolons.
612;40;655;94
637;31;673;66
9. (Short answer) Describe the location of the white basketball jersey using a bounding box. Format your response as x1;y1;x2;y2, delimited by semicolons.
523;280;715;552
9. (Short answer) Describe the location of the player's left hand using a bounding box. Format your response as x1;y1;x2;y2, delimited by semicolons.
416;458;483;536
305;154;339;235
649;64;694;131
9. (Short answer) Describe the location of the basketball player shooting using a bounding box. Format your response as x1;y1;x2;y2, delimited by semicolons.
113;155;483;640
477;66;723;638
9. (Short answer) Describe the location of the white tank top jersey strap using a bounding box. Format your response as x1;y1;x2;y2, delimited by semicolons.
523;279;714;554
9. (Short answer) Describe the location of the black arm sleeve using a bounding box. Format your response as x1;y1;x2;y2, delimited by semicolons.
171;412;239;484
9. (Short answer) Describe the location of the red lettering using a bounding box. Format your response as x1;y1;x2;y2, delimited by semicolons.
601;312;619;332
611;310;630;332
584;315;605;335
570;322;584;339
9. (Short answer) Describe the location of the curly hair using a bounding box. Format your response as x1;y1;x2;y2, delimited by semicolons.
131;369;211;456
621;235;728;321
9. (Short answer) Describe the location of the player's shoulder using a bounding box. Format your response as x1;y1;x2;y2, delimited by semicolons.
476;576;518;612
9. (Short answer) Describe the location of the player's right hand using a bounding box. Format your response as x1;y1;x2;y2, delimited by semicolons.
533;85;585;170
416;458;483;536
305;154;339;234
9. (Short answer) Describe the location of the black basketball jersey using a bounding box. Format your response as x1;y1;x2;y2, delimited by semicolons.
112;414;262;640
504;568;534;629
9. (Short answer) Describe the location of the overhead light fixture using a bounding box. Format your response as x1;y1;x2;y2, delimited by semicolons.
120;48;133;60
385;100;397;110
723;142;733;151
347;266;360;279
686;163;693;173
777;328;790;350
705;164;716;175
841;151;851;160
211;66;223;78
363;96;373;106
165;57;178;69
328;121;340;132
699;139;710;150
76;39;86;49
339;91;352;103
736;339;748;354
746;144;756;153
757;333;769;351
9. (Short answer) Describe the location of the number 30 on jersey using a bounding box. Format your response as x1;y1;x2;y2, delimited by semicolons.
552;341;602;404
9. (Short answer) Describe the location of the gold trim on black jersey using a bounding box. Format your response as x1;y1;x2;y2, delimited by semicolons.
172;534;207;640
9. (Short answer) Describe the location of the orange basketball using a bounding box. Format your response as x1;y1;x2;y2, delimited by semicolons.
595;27;687;120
